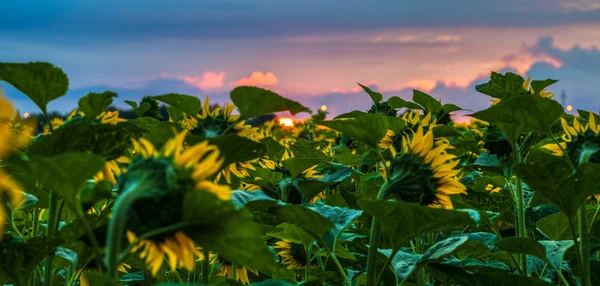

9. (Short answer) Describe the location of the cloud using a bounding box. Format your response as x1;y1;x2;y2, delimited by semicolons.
183;72;225;90
233;72;278;87
562;0;600;11
368;34;461;45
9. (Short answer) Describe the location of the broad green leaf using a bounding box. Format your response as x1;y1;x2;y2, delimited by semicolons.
442;103;462;113
494;237;547;263
418;236;469;262
78;91;117;119
475;71;525;99
274;204;334;242
514;148;600;217
334;110;367;119
358;200;475;250
166;106;184;123
124;100;138;108
0;62;69;113
81;272;119;286
387;96;423;110
469;95;563;143
442;257;511;271
27;152;105;207
183;190;279;277
384;250;420;281
266;222;315;247
473;151;504;171
205;134;267;168
413;90;442;113
536;212;572;240
154;93;201;117
282;158;323;178
133;103;151;118
358;83;382;103
430;264;552;286
231;190;280;211
530;79;558;95
333;153;362;166
316;114;389;148
260;137;286;161
386;116;406;134
306;204;362;250
538;240;574;271
230;86;309;118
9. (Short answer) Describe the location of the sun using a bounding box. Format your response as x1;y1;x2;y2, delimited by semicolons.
279;117;295;127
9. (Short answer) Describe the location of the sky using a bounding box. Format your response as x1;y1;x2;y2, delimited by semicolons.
2;0;600;118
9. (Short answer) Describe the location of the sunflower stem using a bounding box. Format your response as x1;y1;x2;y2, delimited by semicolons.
105;181;149;277
510;141;528;276
304;243;312;283
366;181;392;286
329;252;351;286
32;208;39;238
578;151;593;286
202;249;209;285
43;193;58;286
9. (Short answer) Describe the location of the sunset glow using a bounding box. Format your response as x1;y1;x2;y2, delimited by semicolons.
278;118;295;127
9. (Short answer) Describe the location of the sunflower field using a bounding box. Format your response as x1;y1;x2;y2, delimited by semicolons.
0;62;599;286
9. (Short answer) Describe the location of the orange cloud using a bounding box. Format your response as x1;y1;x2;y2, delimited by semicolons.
183;71;225;89
233;71;278;87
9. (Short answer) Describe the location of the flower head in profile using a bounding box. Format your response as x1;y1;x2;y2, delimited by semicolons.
543;113;600;165
177;96;257;138
201;253;257;285
379;110;440;157
387;126;467;209
274;241;318;269
119;131;229;275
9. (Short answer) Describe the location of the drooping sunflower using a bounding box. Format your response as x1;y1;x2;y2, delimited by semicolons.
42;117;65;134
67;109;127;125
178;96;258;138
379;110;439;157
274;241;318;269
543;112;600;170
93;156;130;185
119;130;229;275
0;93;31;238
204;253;257;285
388;125;467;209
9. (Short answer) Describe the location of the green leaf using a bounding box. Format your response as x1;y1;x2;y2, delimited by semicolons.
469;95;564;143
0;62;69;113
78;91;118;119
282;158;323;178
133;103;151;118
166;106;184;123
230;86;309;119
536;212;572;240
442;103;463;113
266;223;315;247
306;204;362;250
475;71;525;99
154;93;201;117
81;272;119;286
274;204;334;242
418;236;469;262
386;116;406;134
530;79;558;94
334;110;367;119
538;240;574;271
191;134;267;168
183;190;279;277
316;114;389;148
0;236;63;286
358;200;476;250
358;83;382;103
514;148;600;217
430;264;552;286
413;90;442;113
494;237;548;263
230;190;280;211
27;152;105;207
387;96;423;110
124;100;138;108
260;138;287;161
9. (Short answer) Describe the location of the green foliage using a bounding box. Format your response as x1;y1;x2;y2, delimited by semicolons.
317;114;389;148
230;86;309;118
154;93;201;117
0;62;69;113
78;91;118;119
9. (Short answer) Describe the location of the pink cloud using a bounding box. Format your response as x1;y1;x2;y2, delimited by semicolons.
183;72;225;89
233;71;278;87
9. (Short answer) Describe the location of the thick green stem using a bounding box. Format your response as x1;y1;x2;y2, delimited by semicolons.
202;249;209;285
329;252;351;286
32;208;39;238
578;151;593;286
43;194;58;286
304;243;313;283
511;141;528;275
105;183;146;277
366;181;391;286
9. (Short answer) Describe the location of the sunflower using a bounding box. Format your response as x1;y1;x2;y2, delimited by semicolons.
78;263;130;286
543;113;600;165
179;96;258;138
379;110;439;157
485;184;502;193
205;254;257;285
0;93;31;238
93;156;130;185
402;110;438;128
119;130;230;275
274;241;317;269
216;161;257;184
387;125;467;209
42;117;65;134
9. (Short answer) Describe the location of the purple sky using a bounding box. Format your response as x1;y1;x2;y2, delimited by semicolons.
2;0;600;118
